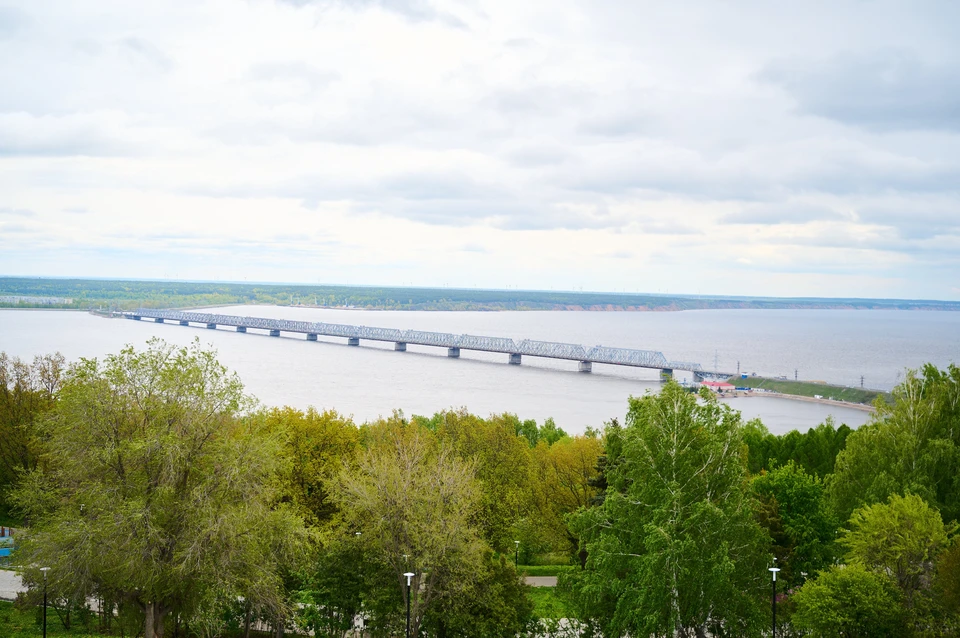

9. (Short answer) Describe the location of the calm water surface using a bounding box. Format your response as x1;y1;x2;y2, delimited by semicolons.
2;307;958;435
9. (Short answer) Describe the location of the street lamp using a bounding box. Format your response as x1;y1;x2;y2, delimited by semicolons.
40;567;50;638
514;540;520;568
403;571;415;638
769;560;780;638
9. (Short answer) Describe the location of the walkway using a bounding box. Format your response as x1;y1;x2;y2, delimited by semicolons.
0;569;22;601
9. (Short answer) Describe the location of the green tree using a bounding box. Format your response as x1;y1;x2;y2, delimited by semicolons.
752;462;837;585
568;383;770;637
528;434;602;557
828;364;960;523
538;417;568;445
434;409;533;552
10;339;307;638
421;553;533;638
299;533;372;638
262;406;360;533
791;564;905;637
841;493;954;610
934;540;960;623
0;352;64;521
336;421;487;637
743;418;852;478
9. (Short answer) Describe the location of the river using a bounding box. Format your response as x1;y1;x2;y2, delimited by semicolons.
2;307;958;435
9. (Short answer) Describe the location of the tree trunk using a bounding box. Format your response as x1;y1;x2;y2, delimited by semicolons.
145;602;155;638
144;601;166;638
155;602;166;638
243;602;252;638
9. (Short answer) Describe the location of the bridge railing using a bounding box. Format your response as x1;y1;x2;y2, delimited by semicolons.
130;309;697;371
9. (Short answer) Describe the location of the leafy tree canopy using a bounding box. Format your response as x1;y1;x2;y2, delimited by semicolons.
9;339;307;638
752;461;838;585
842;493;955;608
828;364;960;523
792;564;905;637
568;383;769;638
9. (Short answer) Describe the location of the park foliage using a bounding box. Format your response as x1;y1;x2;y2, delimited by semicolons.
1;342;960;636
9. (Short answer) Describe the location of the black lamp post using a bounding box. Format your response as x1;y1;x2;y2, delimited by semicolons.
40;566;50;638
514;540;519;568
769;561;780;638
403;571;415;638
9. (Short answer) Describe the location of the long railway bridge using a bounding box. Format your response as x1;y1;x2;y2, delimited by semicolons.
126;309;731;379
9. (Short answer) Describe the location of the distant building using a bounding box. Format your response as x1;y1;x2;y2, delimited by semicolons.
702;381;736;394
0;295;73;305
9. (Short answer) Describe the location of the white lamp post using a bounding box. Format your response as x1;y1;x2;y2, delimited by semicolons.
514;540;520;567
769;560;780;638
403;571;416;638
40;567;50;638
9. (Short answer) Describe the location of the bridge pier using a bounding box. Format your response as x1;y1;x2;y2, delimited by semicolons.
693;371;705;382
206;323;217;330
579;361;592;373
306;333;317;341
509;353;522;365
660;368;673;382
269;329;280;337
448;347;460;358
236;326;246;333
395;342;407;351
179;320;189;326
154;318;164;324
347;337;360;346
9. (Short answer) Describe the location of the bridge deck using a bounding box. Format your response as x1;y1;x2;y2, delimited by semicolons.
127;309;715;373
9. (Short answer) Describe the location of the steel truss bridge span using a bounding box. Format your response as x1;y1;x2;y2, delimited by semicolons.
126;309;711;376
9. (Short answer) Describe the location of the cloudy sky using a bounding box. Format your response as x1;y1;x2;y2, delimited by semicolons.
1;0;958;299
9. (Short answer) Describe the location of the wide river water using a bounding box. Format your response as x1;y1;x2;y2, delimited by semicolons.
2;307;958;435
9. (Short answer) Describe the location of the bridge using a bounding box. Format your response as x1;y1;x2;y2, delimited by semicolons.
126;309;729;379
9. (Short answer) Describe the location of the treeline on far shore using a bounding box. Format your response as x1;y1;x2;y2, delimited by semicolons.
1;343;960;637
3;276;960;312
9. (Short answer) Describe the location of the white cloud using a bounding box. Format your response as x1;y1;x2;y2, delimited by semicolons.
0;0;958;299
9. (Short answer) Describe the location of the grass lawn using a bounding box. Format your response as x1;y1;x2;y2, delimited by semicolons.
728;376;891;404
527;587;571;620
0;600;104;637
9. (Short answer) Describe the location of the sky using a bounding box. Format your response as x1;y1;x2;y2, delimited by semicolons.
1;0;958;300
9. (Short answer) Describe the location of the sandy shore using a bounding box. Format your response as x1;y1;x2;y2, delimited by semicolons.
719;391;876;413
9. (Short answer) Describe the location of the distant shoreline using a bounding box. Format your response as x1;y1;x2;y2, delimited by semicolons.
2;276;959;313
720;391;876;413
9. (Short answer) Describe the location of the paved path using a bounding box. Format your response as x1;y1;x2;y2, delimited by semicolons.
0;569;557;600
0;569;23;601
524;576;558;587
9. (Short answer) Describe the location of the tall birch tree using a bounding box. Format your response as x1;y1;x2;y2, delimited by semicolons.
569;383;769;637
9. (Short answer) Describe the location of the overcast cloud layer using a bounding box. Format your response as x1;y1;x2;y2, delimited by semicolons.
1;0;958;299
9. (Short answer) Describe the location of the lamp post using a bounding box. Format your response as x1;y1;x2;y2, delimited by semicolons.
40;567;50;638
403;571;415;638
514;540;520;568
769;561;780;638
